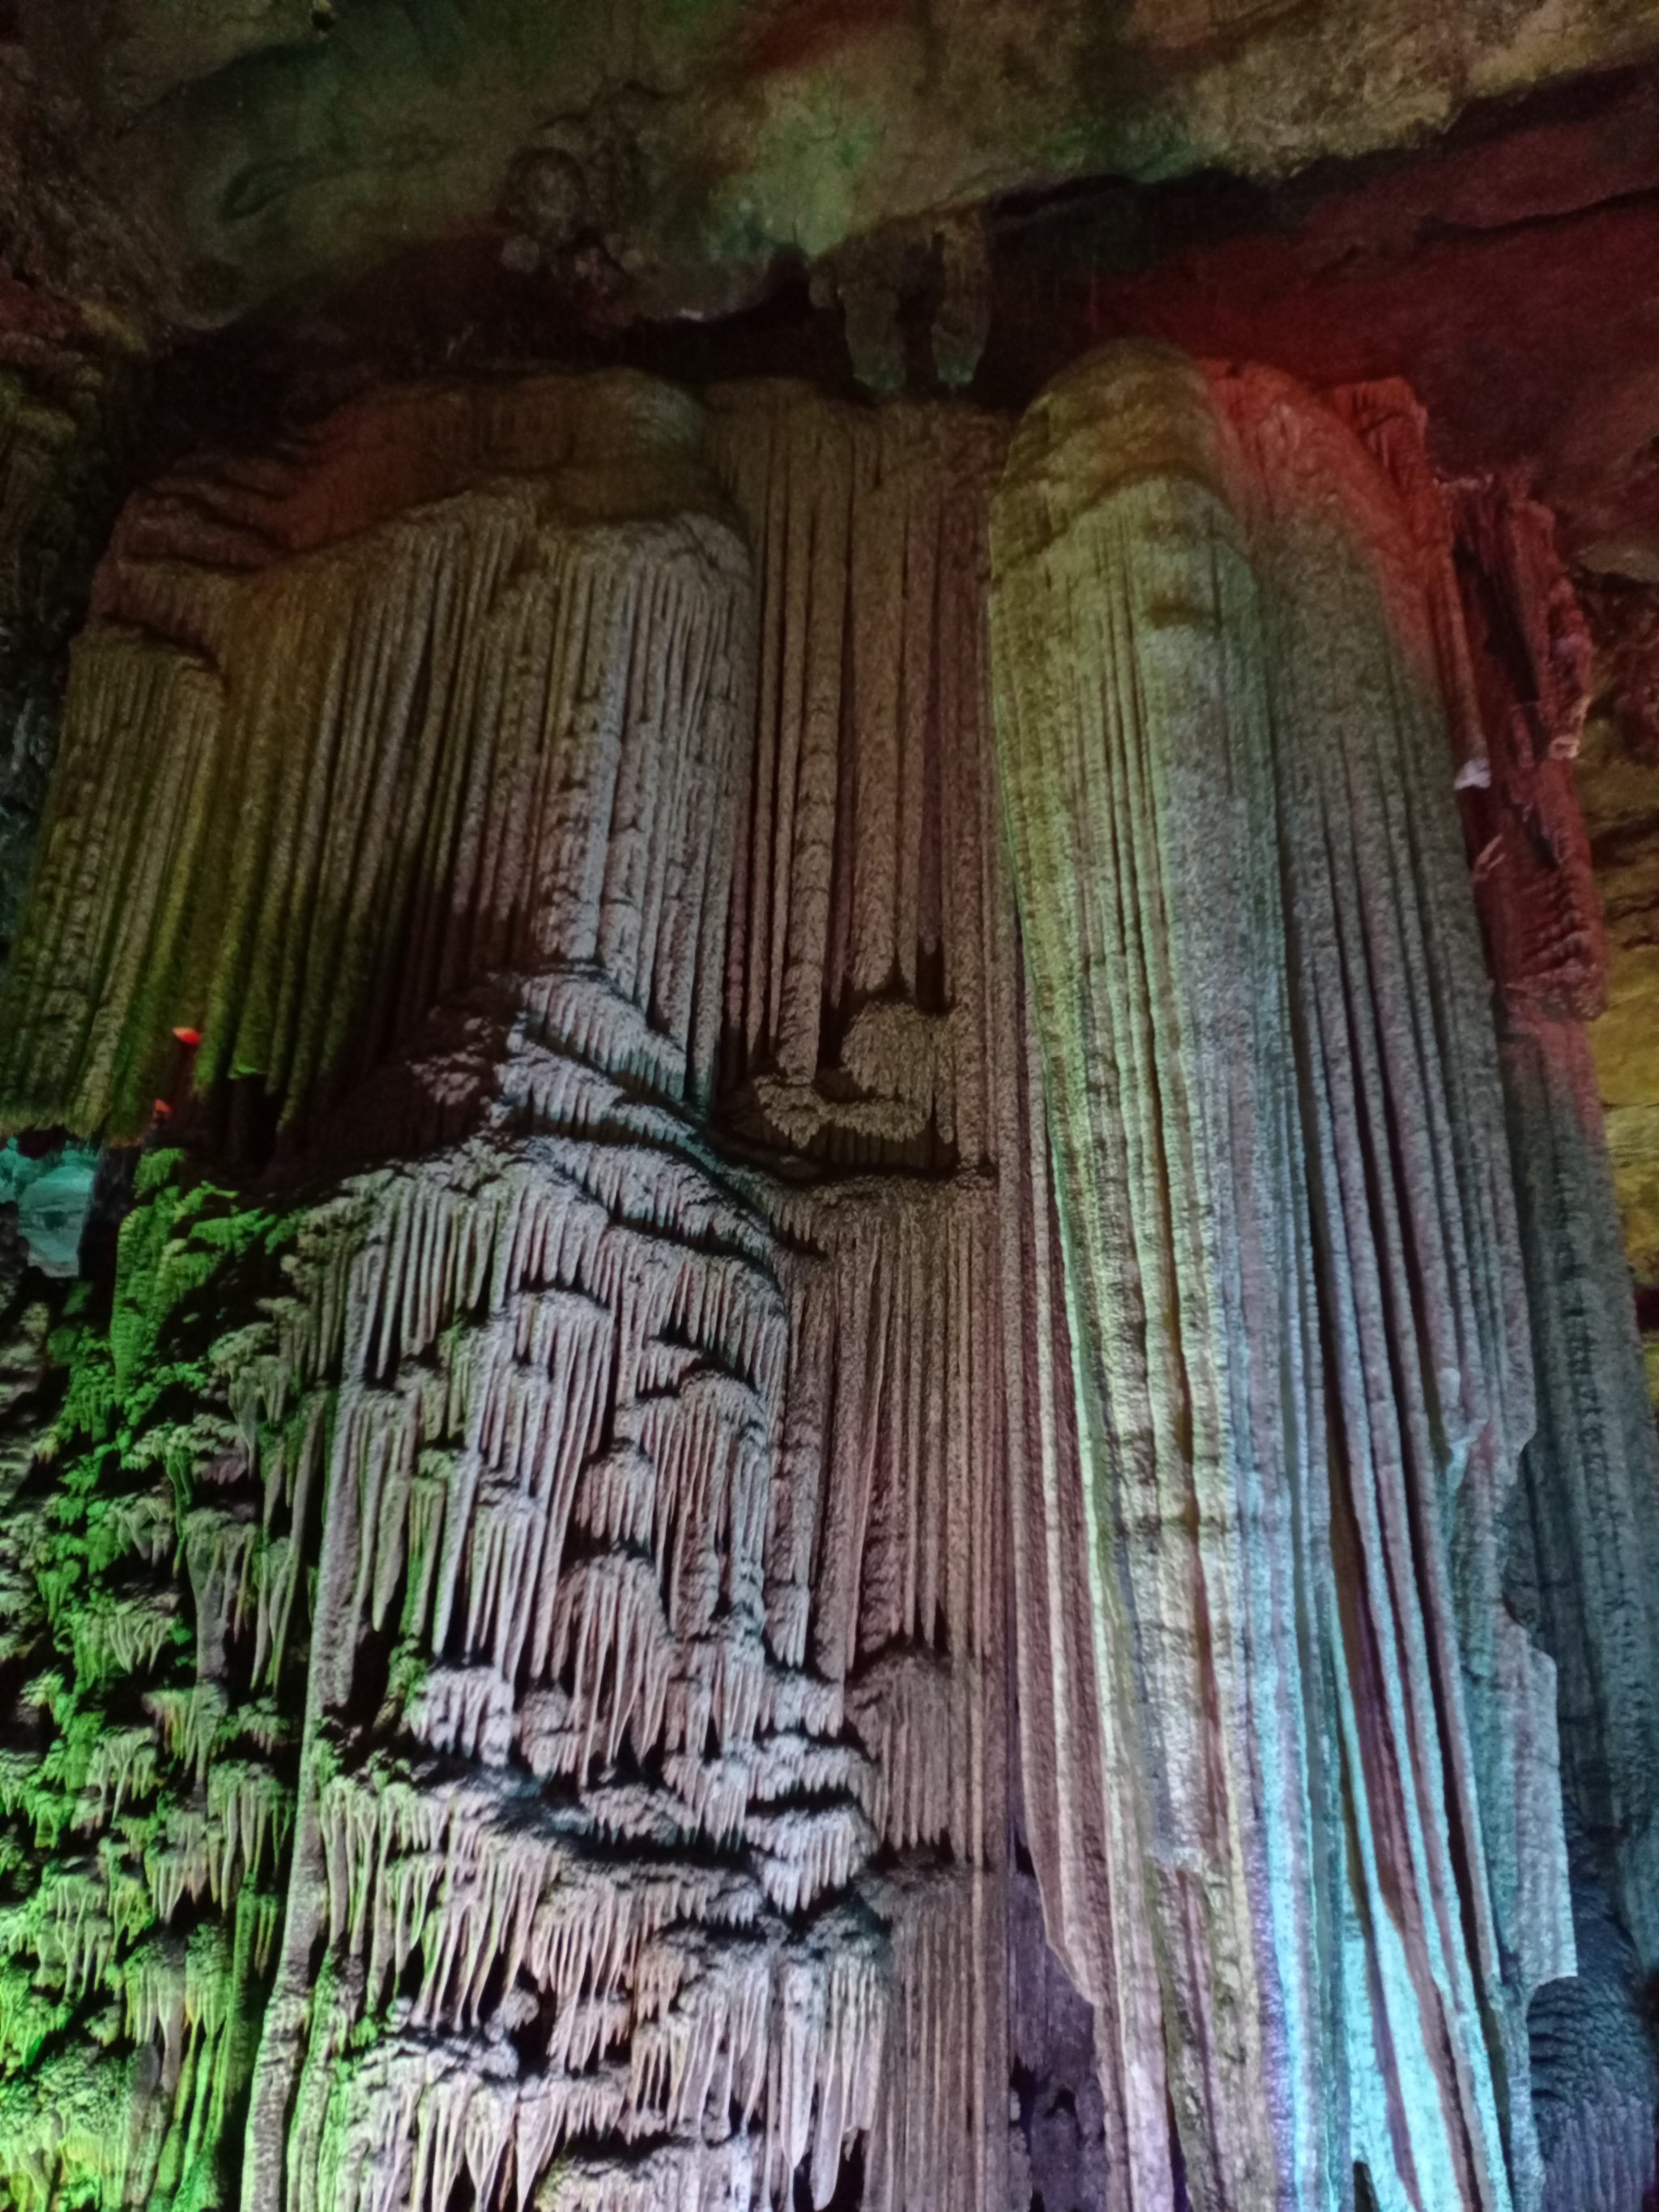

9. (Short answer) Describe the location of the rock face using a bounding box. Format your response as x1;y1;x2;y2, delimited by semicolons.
0;354;1654;2212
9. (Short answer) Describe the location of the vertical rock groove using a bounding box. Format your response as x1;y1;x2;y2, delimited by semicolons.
706;385;1009;1173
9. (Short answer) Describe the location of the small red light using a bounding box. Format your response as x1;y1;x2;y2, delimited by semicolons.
152;1098;173;1117
173;1026;202;1047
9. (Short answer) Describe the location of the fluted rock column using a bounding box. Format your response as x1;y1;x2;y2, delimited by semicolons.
990;343;1566;2211
991;343;1311;2211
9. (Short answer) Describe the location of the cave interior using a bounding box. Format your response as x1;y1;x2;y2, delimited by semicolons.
2;6;1659;2211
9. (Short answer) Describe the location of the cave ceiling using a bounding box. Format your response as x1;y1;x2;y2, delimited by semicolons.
8;0;1659;343
11;2;1659;583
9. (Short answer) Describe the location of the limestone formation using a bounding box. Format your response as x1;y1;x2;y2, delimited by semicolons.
0;372;1013;2212
0;347;1653;2212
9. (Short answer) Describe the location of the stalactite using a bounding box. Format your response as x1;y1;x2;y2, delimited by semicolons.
0;356;1017;2212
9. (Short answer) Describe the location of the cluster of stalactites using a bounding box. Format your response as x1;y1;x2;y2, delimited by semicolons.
224;1039;1009;2209
0;366;1018;2212
0;1066;1004;2212
227;1089;878;2210
0;373;751;1142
